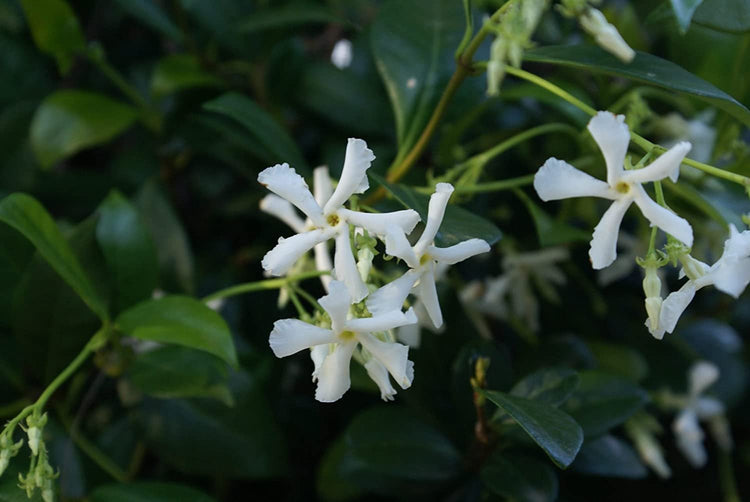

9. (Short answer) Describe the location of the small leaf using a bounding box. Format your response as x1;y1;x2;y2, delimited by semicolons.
112;0;182;40
515;189;590;247
30;90;138;168
669;0;705;33
116;296;237;368
692;0;750;32
524;45;750;127
0;193;107;320
151;54;223;96
483;390;584;468
481;452;558;502
372;173;502;246
237;3;349;33
510;367;580;406
90;482;217;502
19;0;85;74
572;434;647;478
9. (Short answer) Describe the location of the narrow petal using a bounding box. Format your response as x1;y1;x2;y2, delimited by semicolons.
414;183;454;255
366;270;419;316
396;324;421;348
384;225;419;267
258;163;325;226
623;142;691;184
318;279;352;333
428;239;490;265
338;208;420;236
357;332;413;389
632;186;693;247
313;242;333;290
712;257;750;298
310;344;329;382
323;138;375;214
587;111;630;185
259;195;307;233
269;319;336;357
345;307;418;333
673;410;707;468
659;281;697;334
589;197;632;269
334;230;369;302
533;158;614;201
689;361;720;397
364;359;397;401
415;267;443;328
315;341;357;402
262;229;332;276
313;166;334;207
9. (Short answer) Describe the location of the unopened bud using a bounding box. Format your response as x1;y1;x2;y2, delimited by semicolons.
679;254;708;282
579;8;635;63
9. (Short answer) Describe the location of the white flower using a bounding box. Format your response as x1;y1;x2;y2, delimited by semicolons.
258;139;420;302
579;8;635;63
534;111;693;269
366;183;491;329
268;280;417;402
652;224;750;338
331;39;353;69
655;110;716;165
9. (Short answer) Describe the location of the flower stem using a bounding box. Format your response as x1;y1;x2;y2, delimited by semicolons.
450;174;535;194
201;270;329;303
719;449;741;502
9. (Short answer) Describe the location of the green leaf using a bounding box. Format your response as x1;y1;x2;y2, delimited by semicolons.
19;0;85;74
0;193;107;320
128;346;232;405
371;0;464;154
316;438;364;502
151;54;223;96
96;190;159;313
510;367;580;406
237;3;349;33
203;92;308;172
112;0;182;40
116;296;237;368
30;90;138;168
483;390;583;468
515;189;590;247
371;173;502;246
669;0;705;33
563;371;649;438
524;45;750;127
692;0;750;32
572;434;647;478
588;342;649;382
0;223;34;329
90;482;216;502
481;452;558;502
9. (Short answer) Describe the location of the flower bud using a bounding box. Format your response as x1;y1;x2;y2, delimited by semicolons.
27;427;41;457
579;8;635;63
679;253;708;282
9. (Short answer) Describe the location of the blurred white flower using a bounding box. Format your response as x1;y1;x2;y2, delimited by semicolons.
625;413;672;478
654;110;716;165
331;39;353;69
579;8;635;63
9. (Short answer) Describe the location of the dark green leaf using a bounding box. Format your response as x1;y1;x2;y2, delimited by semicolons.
96;190;159;313
316;437;364;502
588;342;649;382
524;45;750;127
116;296;237;368
151;54;223;96
483;390;583;468
510;367;579;406
112;0;182;40
372;173;502;246
515;189;590;246
0;193;107;320
19;0;85;74
692;0;750;32
0;222;34;328
30;90;138;168
481;452;558;502
563;371;649;438
572;434;647;478
203;92;308;172
237;4;348;33
90;482;216;502
670;0;705;33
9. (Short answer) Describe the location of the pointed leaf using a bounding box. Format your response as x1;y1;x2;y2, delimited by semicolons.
151;54;223;96
481;452;558;502
692;0;750;32
19;0;85;74
510;367;579;406
90;482;217;502
112;0;182;40
572;434;648;478
237;4;349;33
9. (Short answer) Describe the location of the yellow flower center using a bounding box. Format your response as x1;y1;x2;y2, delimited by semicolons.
339;330;356;341
419;253;431;266
614;181;630;194
326;214;340;226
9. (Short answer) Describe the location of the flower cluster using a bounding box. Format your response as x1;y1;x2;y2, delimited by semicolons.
259;138;490;402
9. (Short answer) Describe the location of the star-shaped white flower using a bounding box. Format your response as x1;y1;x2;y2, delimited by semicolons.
651;224;750;338
258;138;420;302
366;183;491;329
269;280;417;402
534;111;693;269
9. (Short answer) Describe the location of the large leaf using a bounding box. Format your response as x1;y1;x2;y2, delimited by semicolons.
203;92;308;172
96;190;159;313
371;0;464;154
151;54;222;96
237;3;348;33
510;367;579;407
30;90;138;168
692;0;750;32
116;296;237;368
0;193;107;320
669;0;705;33
571;434;647;478
481;452;558;502
483;390;583;468
90;482;216;502
524;45;750;127
19;0;85;74
112;0;182;40
372;173;502;246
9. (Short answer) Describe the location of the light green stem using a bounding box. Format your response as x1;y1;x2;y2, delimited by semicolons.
467;123;580;168
449;174;535;194
201;270;329;303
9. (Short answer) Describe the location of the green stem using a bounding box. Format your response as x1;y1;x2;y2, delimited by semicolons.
505;66;597;115
201;270;329;303
719;449;741;502
292;284;322;311
0;398;32;419
449;174;535;194
287;287;309;320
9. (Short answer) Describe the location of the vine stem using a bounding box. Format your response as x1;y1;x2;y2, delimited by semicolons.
201;270;329;303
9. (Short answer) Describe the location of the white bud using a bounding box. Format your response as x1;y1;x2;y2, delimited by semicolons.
0;450;10;477
27;427;41;457
579;8;635;63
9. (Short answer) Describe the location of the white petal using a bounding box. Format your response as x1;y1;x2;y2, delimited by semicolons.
722;225;750;260
345;307;418;333
269;319;337;357
589;197;632;270
333;231;369;302
428;239;490;265
384;225;419;267
659;281;697;334
694;396;724;419
587;111;630;185
689;361;720;397
366;270;419;316
357;332;413;389
712;257;750;298
258;163;325;226
313;242;333;290
623;142;691;184
310;344;329;382
262;229;332;276
414;183;454;255
396;324;422;348
673;410;707;468
533;158;614;201
632;185;693;247
318;279;351;333
338;208;420;236
315;341;357;402
323;138;375;214
364;359;397;401
259;195;307;233
415;267;442;328
313;166;334;207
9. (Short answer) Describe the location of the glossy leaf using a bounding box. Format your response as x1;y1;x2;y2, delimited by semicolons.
515;189;590;247
237;4;348;33
0;193;107;320
510;367;580;406
112;0;182;40
524;45;750;127
90;482;216;502
692;0;750;32
669;0;705;33
19;0;85;74
572;434;647;478
30;90;138;168
588;341;649;382
151;54;222;96
481;452;558;502
116;296;238;368
483;390;583;468
316;438;365;502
